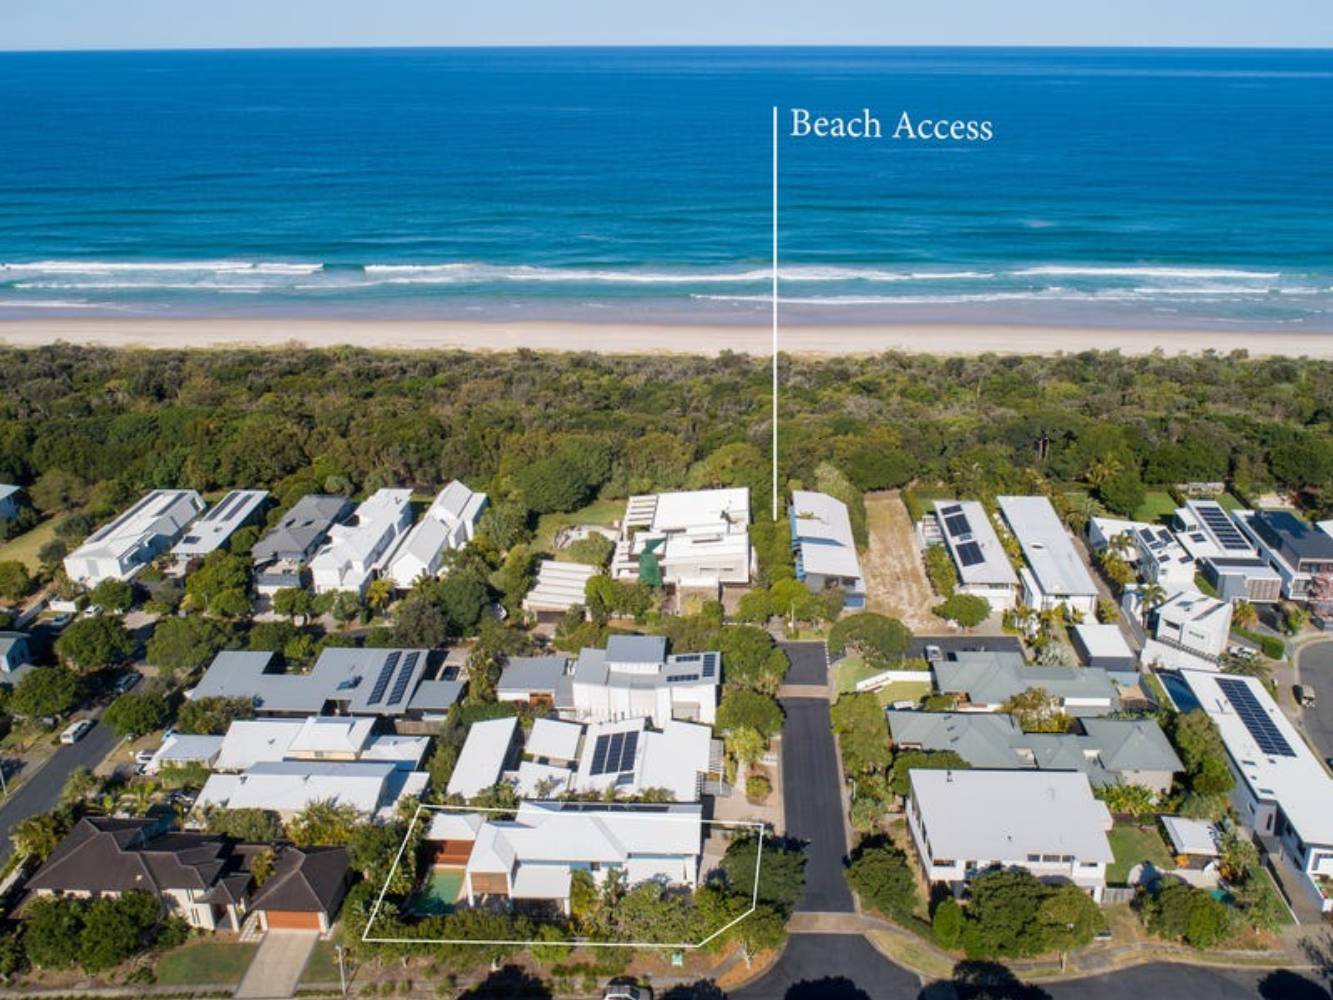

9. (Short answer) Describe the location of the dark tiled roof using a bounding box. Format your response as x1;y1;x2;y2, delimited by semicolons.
250;846;350;916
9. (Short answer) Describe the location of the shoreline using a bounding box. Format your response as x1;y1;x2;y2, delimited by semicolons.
1;318;1331;358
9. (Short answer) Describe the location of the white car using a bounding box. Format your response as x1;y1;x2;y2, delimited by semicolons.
60;719;94;745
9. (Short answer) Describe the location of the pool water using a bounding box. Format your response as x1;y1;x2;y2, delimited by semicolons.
1157;672;1200;713
410;868;464;916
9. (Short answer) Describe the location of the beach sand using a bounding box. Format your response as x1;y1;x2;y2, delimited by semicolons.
0;318;1329;357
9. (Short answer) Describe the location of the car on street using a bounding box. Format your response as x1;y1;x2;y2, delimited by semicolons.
60;719;94;744
113;671;141;695
603;984;652;1000
1295;683;1316;708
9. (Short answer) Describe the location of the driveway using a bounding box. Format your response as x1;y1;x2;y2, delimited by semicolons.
0;719;117;865
779;696;853;913
1297;640;1333;763
234;929;318;999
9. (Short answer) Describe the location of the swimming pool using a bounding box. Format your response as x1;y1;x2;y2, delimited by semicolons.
410;868;464;916
1157;671;1200;713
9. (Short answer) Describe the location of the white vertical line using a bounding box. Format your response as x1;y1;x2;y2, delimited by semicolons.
771;105;779;523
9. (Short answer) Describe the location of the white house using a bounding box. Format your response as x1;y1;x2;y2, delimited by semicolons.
309;488;414;595
385;481;488;589
996;496;1098;616
569;635;719;727
447;717;520;799
521;560;597;617
64;489;205;585
611;488;754;592
570;717;716;802
169;489;269;570
213;716;428;771
906;769;1114;901
194;760;428;823
442;801;703;916
1153;589;1232;660
790;490;866;608
1086;516;1152;560
1132;525;1196;591
934;500;1020;611
1180;670;1333;913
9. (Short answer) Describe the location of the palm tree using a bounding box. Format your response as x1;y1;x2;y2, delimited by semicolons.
1108;531;1133;558
1139;583;1166;624
1232;600;1259;629
1086;456;1123;490
365;577;395;614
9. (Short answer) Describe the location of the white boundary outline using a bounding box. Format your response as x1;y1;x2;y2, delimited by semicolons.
362;802;767;950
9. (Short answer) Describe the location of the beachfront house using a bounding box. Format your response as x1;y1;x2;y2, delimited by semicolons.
1233;508;1333;601
419;801;703;916
790;490;866;608
1180;670;1333;914
63;489;205;585
385;480;488;589
252;493;356;595
905;769;1115;901
168;489;269;573
931;648;1120;716
610;488;754;594
996;495;1098;617
309;488;414;595
933;500;1020;611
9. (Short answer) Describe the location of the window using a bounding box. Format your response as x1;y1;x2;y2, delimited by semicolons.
1026;854;1040;863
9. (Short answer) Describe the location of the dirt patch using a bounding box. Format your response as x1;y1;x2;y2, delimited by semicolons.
862;491;943;632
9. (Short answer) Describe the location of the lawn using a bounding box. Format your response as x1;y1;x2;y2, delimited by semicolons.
1213;492;1244;512
873;681;933;708
1133;491;1178;524
155;940;258;987
299;939;343;986
1107;822;1175;885
0;516;63;572
832;655;878;693
533;498;624;555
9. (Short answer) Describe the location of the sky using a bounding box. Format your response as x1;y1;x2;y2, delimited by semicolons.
3;0;1331;50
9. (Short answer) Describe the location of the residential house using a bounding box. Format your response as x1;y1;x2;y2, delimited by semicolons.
1179;669;1333;913
790;490;866;607
194;760;428;822
1068;623;1138;684
1132;525;1196;591
1198;556;1283;605
422;801;703;916
447;717;521;799
188;647;460;720
1152;589;1232;660
1086;516;1152;561
248;846;351;932
169;489;269;572
521;560;597;619
905;769;1115;901
309;488;414;595
213;716;428;771
886;711;1182;794
252;494;355;595
996;496;1098;616
931;649;1120;716
1233;508;1333;601
497;655;572;709
0;631;36;686
385;481;488;590
63;489;205;585
610;488;754;593
934;500;1019;611
145;734;224;775
0;484;19;521
569;635;719;727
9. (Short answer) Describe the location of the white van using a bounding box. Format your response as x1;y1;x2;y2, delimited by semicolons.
60;719;93;745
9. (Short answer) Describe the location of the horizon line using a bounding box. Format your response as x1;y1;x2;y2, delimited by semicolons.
2;42;1331;54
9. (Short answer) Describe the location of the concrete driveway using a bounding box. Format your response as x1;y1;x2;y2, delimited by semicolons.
234;930;318;999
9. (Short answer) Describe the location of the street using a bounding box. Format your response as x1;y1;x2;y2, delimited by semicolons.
1298;640;1333;764
0;720;117;865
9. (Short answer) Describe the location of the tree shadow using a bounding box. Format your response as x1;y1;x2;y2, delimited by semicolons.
1258;970;1330;1000
785;976;873;999
947;961;1052;1000
661;981;726;1000
455;965;553;998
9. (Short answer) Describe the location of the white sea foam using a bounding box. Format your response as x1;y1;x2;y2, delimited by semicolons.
0;260;323;275
1012;265;1279;280
362;263;992;284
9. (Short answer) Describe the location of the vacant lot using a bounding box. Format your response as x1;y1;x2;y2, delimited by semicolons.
862;491;941;632
0;516;62;572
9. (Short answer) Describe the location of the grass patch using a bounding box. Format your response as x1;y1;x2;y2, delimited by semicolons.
155;940;258;987
300;939;342;985
1133;491;1178;524
1249;865;1296;927
865;928;955;980
533;498;624;555
873;681;933;708
0;516;63;572
1213;492;1244;512
1107;822;1175;885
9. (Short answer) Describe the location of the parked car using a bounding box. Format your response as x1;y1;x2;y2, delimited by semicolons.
1295;684;1316;708
60;719;94;745
48;613;72;629
603;985;652;1000
924;644;943;663
113;671;141;695
134;749;155;766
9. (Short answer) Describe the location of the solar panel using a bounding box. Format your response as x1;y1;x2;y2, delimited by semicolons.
619;731;639;771
701;652;718;679
367;651;401;704
206;491;242;523
666;673;699;683
1199;506;1249;550
589;735;611;775
956;541;985;567
939;504;962;516
673;654;701;663
606;733;626;774
943;513;971;537
387;651;419;705
1217;677;1294;757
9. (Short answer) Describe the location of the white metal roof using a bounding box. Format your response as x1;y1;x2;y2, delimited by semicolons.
425;811;485;841
910;769;1114;864
1161;816;1220;857
526;718;583;762
1069;623;1134;660
1180;669;1333;848
646;488;750;532
446;717;518;798
791;490;864;583
171;490;269;558
997;495;1097;598
934;500;1018;587
522;559;597;611
195;760;424;816
65;489;204;576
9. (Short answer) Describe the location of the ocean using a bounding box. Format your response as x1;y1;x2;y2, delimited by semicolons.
0;46;1330;329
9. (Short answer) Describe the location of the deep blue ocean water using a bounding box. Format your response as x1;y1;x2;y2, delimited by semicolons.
0;47;1330;328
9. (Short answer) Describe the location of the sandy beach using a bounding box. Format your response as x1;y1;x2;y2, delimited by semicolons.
0;318;1330;358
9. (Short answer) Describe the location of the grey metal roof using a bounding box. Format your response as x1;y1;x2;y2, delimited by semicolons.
604;635;668;663
251;494;355;565
886;711;1023;768
997;495;1098;598
933;650;1119;713
1082;718;1184;774
407;679;464;712
497;655;570;694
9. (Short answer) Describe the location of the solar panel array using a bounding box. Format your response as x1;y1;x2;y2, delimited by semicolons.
944;512;972;537
367;651;402;705
588;730;640;775
204;491;243;524
387;651;420;705
701;652;718;679
666;673;699;683
1217;676;1294;757
1198;504;1250;551
956;541;985;566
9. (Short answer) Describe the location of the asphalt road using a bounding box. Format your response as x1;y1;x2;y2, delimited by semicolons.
1299;640;1333;763
779;701;854;912
781;641;830;687
0;719;118;865
729;934;919;999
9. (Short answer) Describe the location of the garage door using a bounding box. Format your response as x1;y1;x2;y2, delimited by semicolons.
265;910;321;931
